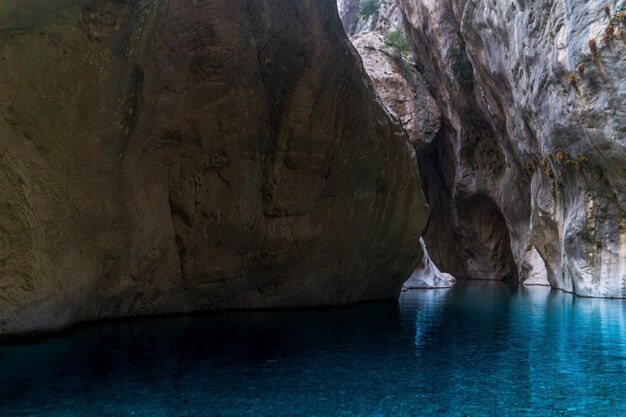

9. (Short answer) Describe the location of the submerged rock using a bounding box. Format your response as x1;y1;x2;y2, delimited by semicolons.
0;0;428;335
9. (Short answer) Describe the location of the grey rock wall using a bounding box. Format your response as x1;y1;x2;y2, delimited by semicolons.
400;0;625;296
340;0;626;296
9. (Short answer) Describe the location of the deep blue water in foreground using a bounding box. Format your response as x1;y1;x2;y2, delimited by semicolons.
1;281;626;417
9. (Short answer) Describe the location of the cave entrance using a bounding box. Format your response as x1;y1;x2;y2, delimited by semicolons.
454;194;517;280
418;133;517;281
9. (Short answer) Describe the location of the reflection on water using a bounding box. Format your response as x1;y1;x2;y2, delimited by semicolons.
1;281;625;416
408;282;626;415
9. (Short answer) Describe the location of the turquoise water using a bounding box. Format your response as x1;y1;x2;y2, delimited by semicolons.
1;281;626;416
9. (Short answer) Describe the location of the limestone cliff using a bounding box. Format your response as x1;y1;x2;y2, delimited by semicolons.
341;0;626;297
0;0;428;335
349;28;452;288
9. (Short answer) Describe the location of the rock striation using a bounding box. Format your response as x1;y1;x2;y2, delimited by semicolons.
0;0;428;335
341;0;626;296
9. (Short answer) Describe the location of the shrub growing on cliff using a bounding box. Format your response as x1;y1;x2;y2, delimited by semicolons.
572;155;590;172
556;151;570;162
522;162;535;176
603;23;615;43
589;38;598;57
567;74;578;87
358;0;381;20
384;31;410;56
591;166;603;179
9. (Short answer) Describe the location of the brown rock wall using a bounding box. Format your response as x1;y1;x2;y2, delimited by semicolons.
0;0;428;334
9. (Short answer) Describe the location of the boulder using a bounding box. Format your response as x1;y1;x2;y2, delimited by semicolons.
0;0;428;334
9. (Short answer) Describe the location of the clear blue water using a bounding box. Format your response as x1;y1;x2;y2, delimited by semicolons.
1;281;626;416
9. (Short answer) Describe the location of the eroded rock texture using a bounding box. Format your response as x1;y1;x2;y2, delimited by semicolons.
342;0;626;296
351;32;441;152
0;0;428;334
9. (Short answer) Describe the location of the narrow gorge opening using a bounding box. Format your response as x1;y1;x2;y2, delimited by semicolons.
341;0;522;288
418;130;518;283
452;194;517;280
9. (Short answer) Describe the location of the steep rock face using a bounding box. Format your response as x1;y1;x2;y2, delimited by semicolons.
350;32;441;151
399;0;625;294
340;0;405;36
349;25;447;287
0;0;428;335
340;0;625;295
338;0;363;35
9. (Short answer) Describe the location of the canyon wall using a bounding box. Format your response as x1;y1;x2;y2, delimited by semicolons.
342;0;626;296
0;0;428;335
